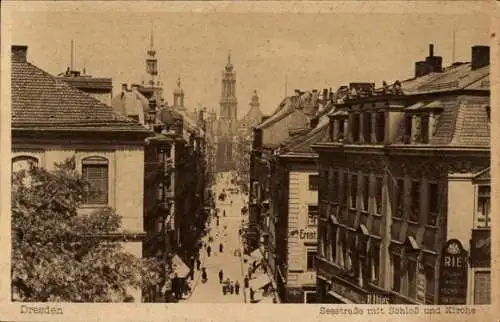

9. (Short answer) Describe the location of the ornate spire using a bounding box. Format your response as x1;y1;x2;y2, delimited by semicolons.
225;49;233;72
177;76;181;88
147;30;156;57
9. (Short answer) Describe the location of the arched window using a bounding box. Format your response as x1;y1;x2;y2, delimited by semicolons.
12;156;39;173
81;156;109;205
12;156;39;187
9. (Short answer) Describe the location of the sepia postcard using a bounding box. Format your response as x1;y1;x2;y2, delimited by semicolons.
0;1;498;321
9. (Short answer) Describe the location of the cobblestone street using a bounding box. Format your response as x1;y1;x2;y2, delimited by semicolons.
186;172;246;303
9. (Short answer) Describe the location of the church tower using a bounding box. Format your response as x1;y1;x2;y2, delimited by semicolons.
146;32;158;86
173;76;185;110
219;51;238;120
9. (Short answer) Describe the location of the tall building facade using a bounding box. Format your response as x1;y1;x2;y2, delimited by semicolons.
215;52;239;172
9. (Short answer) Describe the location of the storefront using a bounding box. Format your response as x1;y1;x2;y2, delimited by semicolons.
469;229;491;304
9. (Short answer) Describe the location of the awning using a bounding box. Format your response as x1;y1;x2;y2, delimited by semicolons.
172;255;190;278
250;274;272;289
327;290;354;304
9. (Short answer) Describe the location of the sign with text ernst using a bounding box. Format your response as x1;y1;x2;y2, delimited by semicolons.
438;239;468;305
289;228;316;241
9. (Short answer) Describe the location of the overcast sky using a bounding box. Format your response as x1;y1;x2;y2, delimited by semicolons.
6;2;490;117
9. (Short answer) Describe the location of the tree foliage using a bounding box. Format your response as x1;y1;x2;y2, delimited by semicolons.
11;158;163;302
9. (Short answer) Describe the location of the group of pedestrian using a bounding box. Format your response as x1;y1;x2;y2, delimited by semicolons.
219;270;240;296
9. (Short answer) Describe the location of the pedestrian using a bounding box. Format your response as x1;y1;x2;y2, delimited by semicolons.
229;282;234;295
189;255;195;270
219;269;224;284
222;284;227;295
216;217;219;227
196;259;201;271
235;281;240;295
250;288;255;301
223;210;226;217
244;275;249;288
207;245;212;257
219;243;223;253
201;268;208;283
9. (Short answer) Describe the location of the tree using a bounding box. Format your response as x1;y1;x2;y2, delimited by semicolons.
11;158;164;302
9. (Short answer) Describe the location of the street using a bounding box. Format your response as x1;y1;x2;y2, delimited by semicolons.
185;171;246;303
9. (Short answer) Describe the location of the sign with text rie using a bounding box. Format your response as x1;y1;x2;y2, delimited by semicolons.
438;239;468;305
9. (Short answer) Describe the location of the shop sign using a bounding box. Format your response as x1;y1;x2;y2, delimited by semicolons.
366;293;390;304
470;229;491;268
289;228;316;241
438;239;468;305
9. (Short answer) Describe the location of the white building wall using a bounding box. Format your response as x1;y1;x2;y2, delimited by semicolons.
287;170;318;288
446;173;475;248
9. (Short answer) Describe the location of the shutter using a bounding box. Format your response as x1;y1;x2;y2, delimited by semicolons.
83;164;109;204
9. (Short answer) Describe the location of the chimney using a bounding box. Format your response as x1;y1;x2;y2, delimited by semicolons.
322;88;329;102
12;45;28;62
415;61;429;78
471;45;490;70
425;43;443;73
121;83;128;92
294;89;301;96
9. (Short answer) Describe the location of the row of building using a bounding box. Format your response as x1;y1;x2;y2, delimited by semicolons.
10;38;216;302
247;44;491;305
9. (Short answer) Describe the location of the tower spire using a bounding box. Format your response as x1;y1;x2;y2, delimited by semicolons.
177;76;181;88
228;50;231;64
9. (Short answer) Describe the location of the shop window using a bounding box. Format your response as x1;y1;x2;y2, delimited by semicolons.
350;174;358;209
420;115;429;143
82;157;109;205
351;113;360;142
307;250;317;271
375;177;383;214
362;175;370;211
394;179;405;218
375;111;385;143
477;186;491;228
403;115;412;144
308;205;319;226
309;174;319;191
392;255;401;292
410;181;420;223
424;266;435;304
407;260;417;299
370;246;380;284
428;182;439;226
363;112;372;143
474;271;491;304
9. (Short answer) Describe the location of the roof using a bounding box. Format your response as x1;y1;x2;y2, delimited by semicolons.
111;90;148;125
56;76;113;91
281;115;330;155
256;96;296;130
12;47;148;133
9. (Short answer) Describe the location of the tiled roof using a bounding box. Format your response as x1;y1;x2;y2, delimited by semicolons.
111;90;148;125
12;52;148;133
450;97;490;146
256;96;297;130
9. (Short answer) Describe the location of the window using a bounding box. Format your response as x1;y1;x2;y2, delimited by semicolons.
362;175;370;211
343;171;349;207
370;246;380;284
404;115;412;144
330;227;337;262
428;183;439;226
392;255;401;292
331;169;338;202
421;115;429;143
375;177;383;214
309;174;319;191
477;186;491;228
350;174;358;209
363;112;372;143
394;179;404;218
82;157;109;204
424;266;435;304
407;260;417;299
351;113;360;142
12;156;39;187
225;143;232;161
338;119;345;140
410;181;421;222
375;112;385;143
474;271;491;304
336;232;344;266
307;250;317;271
308;205;319;226
320;226;328;257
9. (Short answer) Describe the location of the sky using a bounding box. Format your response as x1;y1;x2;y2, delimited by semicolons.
6;2;491;118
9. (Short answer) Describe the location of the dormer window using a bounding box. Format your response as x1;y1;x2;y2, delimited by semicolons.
403;101;443;144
